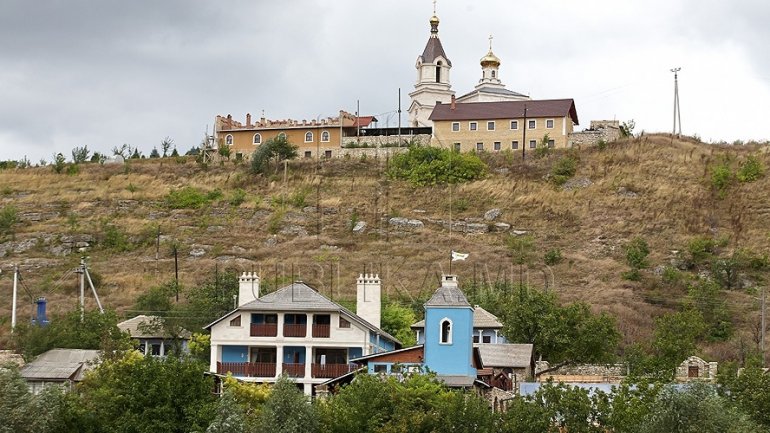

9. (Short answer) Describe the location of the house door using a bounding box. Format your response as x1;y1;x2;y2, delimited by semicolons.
688;366;699;378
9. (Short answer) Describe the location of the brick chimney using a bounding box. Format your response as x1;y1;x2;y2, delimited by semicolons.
246;113;252;127
450;95;456;110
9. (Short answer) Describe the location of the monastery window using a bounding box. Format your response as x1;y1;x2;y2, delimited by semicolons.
528;120;536;129
436;61;442;83
487;121;495;131
491;70;496;78
452;122;460;132
278;132;287;140
440;318;453;344
321;130;330;142
546;119;555;129
494;142;501;151
548;139;555;148
453;143;461;152
324;150;332;158
529;140;537;149
225;134;233;145
229;315;241;327
476;142;484;151
483;335;491;343
339;317;351;328
305;131;313;142
304;151;312;158
469;122;478;131
253;133;261;145
473;335;479;343
510;120;518;130
511;140;519;150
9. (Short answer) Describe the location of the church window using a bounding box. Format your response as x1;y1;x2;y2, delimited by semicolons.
510;120;518;130
548;139;555;148
452;122;460;132
546;119;555;129
529;140;537;149
440;318;453;344
225;134;233;145
436;61;442;83
476;142;484;151
494;142;501;151
487;121;495;131
469;122;478;131
305;131;313;142
491;70;496;78
528;120;536;129
511;140;519;150
253;133;261;145
321;130;330;142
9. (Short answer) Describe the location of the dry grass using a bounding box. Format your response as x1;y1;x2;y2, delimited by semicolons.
1;136;769;359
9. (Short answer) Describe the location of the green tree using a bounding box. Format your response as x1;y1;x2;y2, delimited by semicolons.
501;288;619;377
206;390;248;433
386;145;487;186
623;236;650;281
258;376;316;433
719;366;770;428
380;301;417;346
0;204;18;239
0;365;33;433
78;351;216;433
52;152;66;173
251;135;298;175
149;147;160;158
686;279;732;341
71;146;90;164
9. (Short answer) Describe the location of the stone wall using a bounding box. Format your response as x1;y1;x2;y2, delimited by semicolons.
675;356;718;381
568;120;621;147
341;134;430;149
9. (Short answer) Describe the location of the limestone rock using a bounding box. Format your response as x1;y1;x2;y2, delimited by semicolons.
280;225;309;237
352;221;367;233
616;186;639;198
466;223;489;233
562;177;592;191
492;222;511;232
511;230;528;236
388;217;424;229
484;208;501;221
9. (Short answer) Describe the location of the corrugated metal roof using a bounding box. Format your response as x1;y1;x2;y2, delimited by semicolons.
118;315;191;339
20;348;99;381
429;99;579;125
420;37;452;66
457;87;529;100
475;344;533;368
412;306;502;329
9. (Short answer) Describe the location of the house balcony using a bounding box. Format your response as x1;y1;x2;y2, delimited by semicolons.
283;324;307;338
311;363;358;379
282;363;306;378
217;362;276;378
312;324;330;338
250;323;278;337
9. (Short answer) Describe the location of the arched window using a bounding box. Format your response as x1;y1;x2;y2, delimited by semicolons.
304;131;313;142
440;318;452;344
253;133;261;145
321;131;330;142
435;61;442;83
225;134;233;145
491;70;496;78
277;132;287;140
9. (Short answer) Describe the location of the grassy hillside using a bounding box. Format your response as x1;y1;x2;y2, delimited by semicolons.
1;134;769;361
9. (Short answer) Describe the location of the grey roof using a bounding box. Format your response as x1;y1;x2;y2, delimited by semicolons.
420;36;451;67
475;344;533;368
205;282;400;345
412;305;499;329
118;315;192;339
457;87;530;100
424;284;471;307
20;348;99;381
430;99;579;126
435;375;490;388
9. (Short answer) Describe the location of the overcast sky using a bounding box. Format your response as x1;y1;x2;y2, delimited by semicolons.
1;0;768;163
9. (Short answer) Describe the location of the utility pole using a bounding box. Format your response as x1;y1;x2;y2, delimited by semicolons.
671;67;682;136
397;88;402;146
762;286;766;364
521;104;528;161
11;265;18;332
79;257;86;321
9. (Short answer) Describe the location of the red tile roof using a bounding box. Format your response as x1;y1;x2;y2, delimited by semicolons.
354;116;378;128
429;99;579;125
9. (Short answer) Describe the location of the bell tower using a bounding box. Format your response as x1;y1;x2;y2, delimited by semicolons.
408;2;454;128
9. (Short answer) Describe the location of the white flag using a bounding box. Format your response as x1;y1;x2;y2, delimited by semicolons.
451;251;469;261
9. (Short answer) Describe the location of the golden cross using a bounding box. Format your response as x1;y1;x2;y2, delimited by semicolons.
433;0;437;15
489;34;493;51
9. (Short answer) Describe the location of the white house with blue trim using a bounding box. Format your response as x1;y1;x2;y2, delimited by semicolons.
205;273;399;395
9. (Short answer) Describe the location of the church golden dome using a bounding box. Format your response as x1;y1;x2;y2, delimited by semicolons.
430;15;440;25
480;50;501;68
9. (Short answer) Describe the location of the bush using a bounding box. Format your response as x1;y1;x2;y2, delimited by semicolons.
687;236;725;265
387;145;486;186
52;153;66;174
101;223;132;252
544;248;563;266
165;187;217;209
228;188;246;207
289;188;309;208
623;237;650;281
737;155;764;182
0;205;18;238
710;159;732;197
551;156;578;185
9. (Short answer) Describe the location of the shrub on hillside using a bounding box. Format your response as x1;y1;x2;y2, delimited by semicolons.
387;145;486;186
550;156;578;186
165;187;220;209
251;136;298;175
0;205;18;239
737;155;764;182
710;158;733;197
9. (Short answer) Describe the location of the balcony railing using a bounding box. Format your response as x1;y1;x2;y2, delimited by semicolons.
250;323;278;337
311;363;358;378
217;362;276;378
282;363;306;378
312;324;330;338
283;324;307;338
